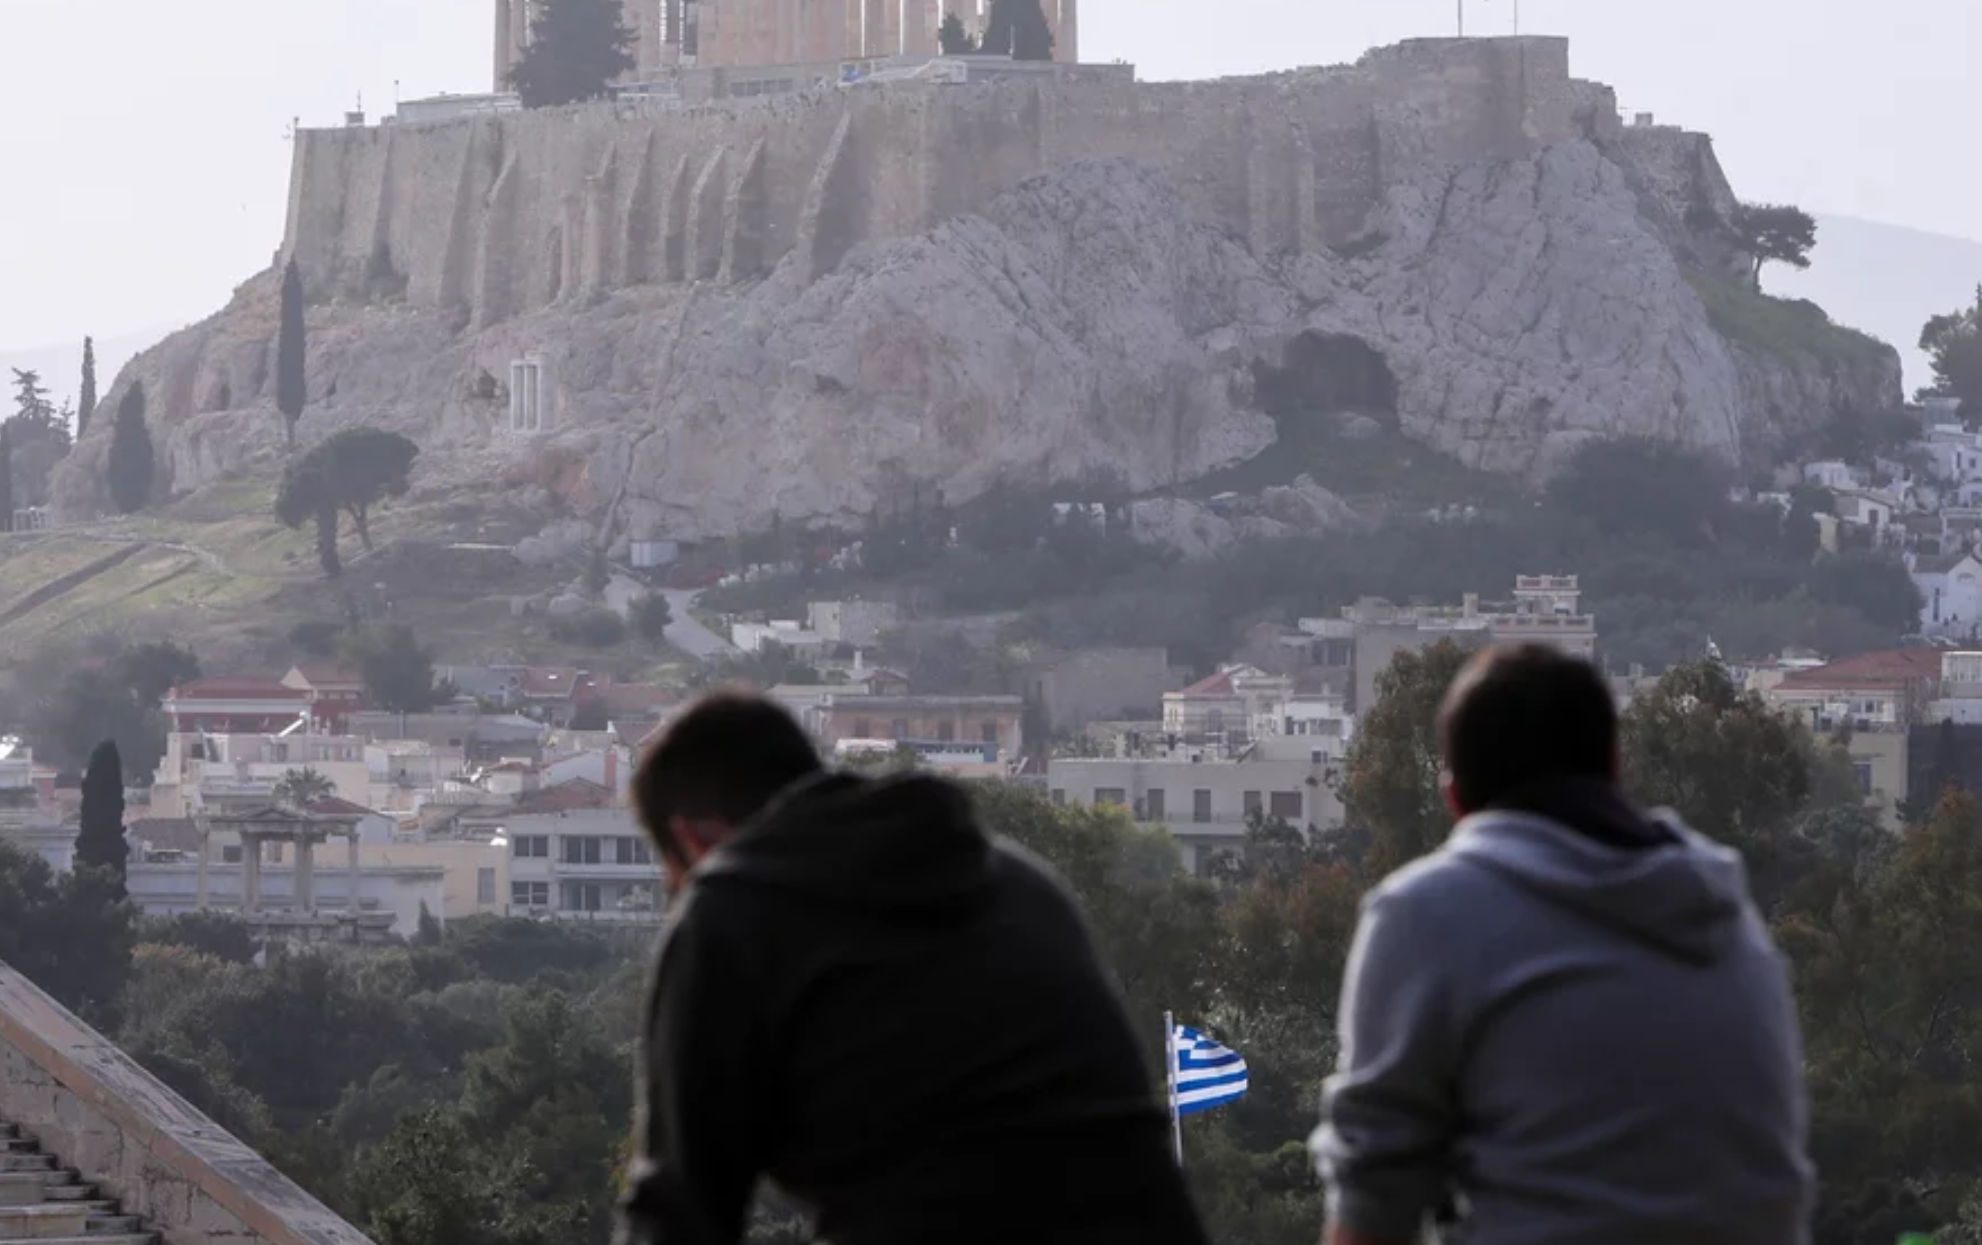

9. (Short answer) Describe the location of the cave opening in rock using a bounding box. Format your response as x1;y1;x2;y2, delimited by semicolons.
1251;332;1399;430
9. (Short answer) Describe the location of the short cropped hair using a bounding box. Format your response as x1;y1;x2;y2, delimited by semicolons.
1436;645;1618;811
634;692;823;856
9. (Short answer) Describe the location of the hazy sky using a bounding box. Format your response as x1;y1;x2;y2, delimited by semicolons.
4;0;1978;365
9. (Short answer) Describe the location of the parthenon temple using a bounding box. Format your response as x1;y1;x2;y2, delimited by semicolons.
494;0;1080;89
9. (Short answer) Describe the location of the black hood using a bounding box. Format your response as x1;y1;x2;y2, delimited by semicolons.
695;771;996;913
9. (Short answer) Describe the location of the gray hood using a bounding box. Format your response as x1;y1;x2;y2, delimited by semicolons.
1446;811;1752;965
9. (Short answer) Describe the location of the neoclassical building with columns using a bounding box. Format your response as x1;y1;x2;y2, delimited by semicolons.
495;0;1079;88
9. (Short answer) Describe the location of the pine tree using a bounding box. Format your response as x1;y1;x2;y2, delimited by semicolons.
106;384;155;514
277;257;307;445
78;337;97;436
983;0;1053;60
0;424;14;533
938;13;976;53
509;0;636;108
76;741;128;895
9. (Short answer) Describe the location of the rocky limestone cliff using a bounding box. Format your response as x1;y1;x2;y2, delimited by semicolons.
58;112;1900;544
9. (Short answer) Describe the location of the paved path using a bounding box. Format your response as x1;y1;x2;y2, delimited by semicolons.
660;587;737;661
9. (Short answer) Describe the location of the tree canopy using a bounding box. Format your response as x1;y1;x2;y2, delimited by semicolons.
25;640;198;776
76;740;129;891
508;0;635;108
106;382;155;513
1340;641;1473;875
0;423;13;532
6;367;74;510
274;767;337;808
982;0;1054;60
277;258;308;442
275;427;419;576
78;336;97;436
938;13;976;53
1922;285;1982;417
349;625;446;714
1733;203;1818;290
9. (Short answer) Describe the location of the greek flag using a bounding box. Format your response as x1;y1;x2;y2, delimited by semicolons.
1170;1023;1248;1117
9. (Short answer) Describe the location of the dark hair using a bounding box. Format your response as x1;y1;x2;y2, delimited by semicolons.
634;692;823;857
1436;645;1617;811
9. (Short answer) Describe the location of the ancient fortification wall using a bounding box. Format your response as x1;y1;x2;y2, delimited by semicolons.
283;37;1576;328
0;961;376;1245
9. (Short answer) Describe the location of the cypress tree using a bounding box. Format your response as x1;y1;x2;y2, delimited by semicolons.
0;424;13;533
983;0;1054;60
76;741;129;895
78;336;97;436
106;383;155;514
277;257;307;445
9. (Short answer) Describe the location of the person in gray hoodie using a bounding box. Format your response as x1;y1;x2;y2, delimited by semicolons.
1311;644;1815;1245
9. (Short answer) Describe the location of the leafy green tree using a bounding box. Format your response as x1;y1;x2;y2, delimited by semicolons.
983;0;1054;59
549;607;626;648
1620;660;1813;907
349;625;445;714
1922;286;1982;417
628;593;672;644
27;641;197;775
583;546;610;597
1340;640;1473;876
106;382;155;513
277;258;307;444
276;427;419;575
0;840;133;1021
78;336;96;436
938;12;976;53
508;0;635;108
76;741;128;892
6;368;73;511
275;767;337;808
140;912;258;964
1546;437;1730;546
1733;202;1818;290
1807;553;1923;634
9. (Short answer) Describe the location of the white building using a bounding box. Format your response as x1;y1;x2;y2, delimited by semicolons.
498;786;662;922
1914;551;1982;639
148;730;372;819
731;619;829;655
1047;754;1345;873
806;600;901;647
1804;460;1861;491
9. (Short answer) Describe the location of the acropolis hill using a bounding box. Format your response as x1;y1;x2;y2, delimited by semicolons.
58;35;1901;546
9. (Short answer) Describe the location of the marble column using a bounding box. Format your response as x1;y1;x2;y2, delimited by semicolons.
495;0;515;91
348;832;362;919
1055;0;1076;61
243;837;263;915
296;835;316;914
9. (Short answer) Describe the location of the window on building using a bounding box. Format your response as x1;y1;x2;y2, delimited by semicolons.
512;834;549;858
1193;789;1212;823
1854;761;1875;796
1050;789;1065;805
477;867;497;905
1243;790;1263;817
512;881;549;908
510;359;545;433
853;718;872;738
562;881;603;912
1145;788;1166;822
616;836;653;865
268;842;285;864
981;721;999;745
937;720;955;742
1269;791;1304;821
561;836;603;865
891;719;910;740
1207;709;1225;734
1095;787;1127;808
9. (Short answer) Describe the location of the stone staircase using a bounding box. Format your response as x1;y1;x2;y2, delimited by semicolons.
0;1120;153;1245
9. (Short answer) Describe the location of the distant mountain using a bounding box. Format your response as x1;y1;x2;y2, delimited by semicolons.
0;326;175;416
1769;216;1982;396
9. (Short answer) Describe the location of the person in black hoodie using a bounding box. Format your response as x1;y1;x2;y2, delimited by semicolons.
617;693;1209;1245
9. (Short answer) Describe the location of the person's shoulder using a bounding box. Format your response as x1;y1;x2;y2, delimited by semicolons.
1363;844;1498;919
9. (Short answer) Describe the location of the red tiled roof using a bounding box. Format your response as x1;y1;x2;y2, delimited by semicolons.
1776;648;1944;692
598;683;679;715
508;779;615;815
168;678;309;701
1172;670;1237;698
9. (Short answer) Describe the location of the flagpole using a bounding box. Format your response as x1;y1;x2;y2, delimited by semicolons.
1164;1010;1183;1166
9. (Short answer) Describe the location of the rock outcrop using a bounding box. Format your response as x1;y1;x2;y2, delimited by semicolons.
57;48;1902;544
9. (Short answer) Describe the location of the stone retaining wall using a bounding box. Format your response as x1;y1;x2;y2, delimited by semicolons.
0;962;375;1245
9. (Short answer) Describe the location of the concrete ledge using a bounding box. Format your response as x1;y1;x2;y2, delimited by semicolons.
0;961;376;1245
